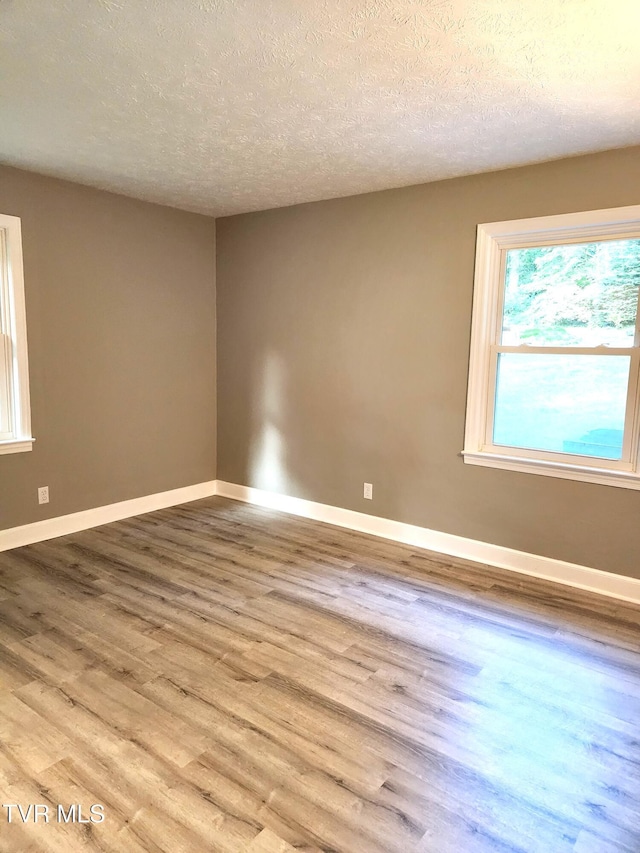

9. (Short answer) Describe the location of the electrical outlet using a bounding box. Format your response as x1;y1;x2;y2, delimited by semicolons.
363;482;373;500
38;486;49;505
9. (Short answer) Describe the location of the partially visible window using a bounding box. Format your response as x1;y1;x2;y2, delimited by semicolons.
464;205;640;489
0;213;33;454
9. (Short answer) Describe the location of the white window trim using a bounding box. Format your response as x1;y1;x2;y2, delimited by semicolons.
0;213;33;455
463;204;640;490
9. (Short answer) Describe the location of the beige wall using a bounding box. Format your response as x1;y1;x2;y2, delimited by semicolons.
0;166;216;530
217;146;640;579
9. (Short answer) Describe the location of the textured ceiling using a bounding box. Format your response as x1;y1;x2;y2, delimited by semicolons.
1;0;639;217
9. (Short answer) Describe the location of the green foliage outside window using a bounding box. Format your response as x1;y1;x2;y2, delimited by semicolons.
503;238;640;345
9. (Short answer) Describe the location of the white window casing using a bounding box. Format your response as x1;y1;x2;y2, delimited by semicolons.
0;213;33;454
463;205;640;490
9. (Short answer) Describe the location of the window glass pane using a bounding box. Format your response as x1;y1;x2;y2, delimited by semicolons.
502;239;640;346
493;354;630;459
0;336;11;436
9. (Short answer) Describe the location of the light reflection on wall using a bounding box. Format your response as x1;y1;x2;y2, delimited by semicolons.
249;352;295;495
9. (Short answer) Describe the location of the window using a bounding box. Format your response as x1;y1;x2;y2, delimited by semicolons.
463;205;640;489
0;213;33;454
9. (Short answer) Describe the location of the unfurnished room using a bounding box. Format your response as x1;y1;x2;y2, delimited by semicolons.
1;1;640;851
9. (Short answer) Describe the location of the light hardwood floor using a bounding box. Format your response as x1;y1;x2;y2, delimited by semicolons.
0;497;639;852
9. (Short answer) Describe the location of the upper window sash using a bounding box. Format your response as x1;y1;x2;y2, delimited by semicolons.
463;204;640;488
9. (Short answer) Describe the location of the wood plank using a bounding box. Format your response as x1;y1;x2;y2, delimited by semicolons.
0;495;637;851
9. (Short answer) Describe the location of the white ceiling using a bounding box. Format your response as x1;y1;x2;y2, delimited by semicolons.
1;0;639;217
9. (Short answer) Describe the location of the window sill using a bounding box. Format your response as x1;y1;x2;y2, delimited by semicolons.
0;438;35;456
462;449;640;490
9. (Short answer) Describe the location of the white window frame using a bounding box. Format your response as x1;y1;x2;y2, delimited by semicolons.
463;204;640;490
0;213;33;455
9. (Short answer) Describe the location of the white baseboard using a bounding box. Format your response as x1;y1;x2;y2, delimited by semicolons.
216;481;640;606
0;480;218;552
3;477;639;606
